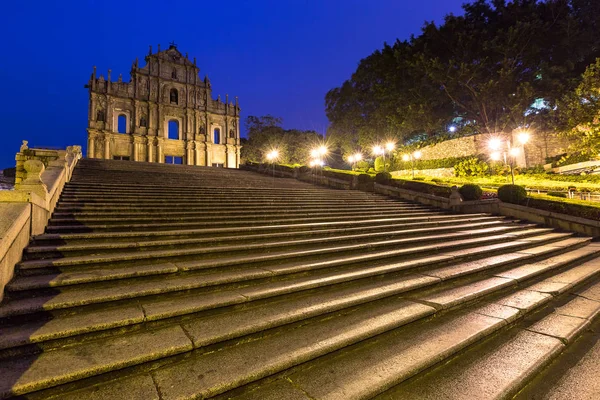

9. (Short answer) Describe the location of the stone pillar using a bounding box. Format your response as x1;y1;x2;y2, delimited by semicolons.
103;134;111;160
205;142;212;167
195;141;205;166
147;139;154;162
87;133;96;158
186;141;194;165
156;137;164;163
132;138;139;161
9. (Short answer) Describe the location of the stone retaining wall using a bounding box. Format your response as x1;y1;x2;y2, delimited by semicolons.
418;132;572;167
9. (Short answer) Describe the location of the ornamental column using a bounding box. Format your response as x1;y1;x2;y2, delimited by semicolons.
87;133;96;158
186;141;194;165
194;141;206;166
147;139;154;162
103;133;111;159
156;137;164;163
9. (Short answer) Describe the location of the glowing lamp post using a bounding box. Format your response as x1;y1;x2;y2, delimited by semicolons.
309;146;328;183
266;149;279;183
402;150;421;178
347;153;363;171
488;133;531;185
516;131;530;168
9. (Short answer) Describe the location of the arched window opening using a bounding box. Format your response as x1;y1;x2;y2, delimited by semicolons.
170;88;178;104
117;114;127;133
168;120;179;140
229;129;235;138
96;110;105;122
214;128;221;144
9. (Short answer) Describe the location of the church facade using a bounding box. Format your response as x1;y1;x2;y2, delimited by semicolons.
85;43;241;167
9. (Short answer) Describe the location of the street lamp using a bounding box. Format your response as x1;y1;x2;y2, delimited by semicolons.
266;149;279;183
516;131;530;168
402;151;421;178
347;153;363;171
488;137;526;185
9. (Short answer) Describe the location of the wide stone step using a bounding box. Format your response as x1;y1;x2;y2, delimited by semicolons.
11;225;555;295
58;192;387;202
220;258;600;400
514;283;600;400
24;219;513;260
52;204;428;218
0;239;572;356
44;211;453;233
0;325;194;399
16;225;541;272
0;231;575;321
32;214;502;245
47;209;438;227
63;190;341;197
378;275;600;400
7;250;598;400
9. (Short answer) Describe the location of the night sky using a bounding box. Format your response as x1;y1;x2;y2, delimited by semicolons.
0;0;466;168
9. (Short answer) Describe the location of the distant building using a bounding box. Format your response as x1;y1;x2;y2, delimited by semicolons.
85;43;241;167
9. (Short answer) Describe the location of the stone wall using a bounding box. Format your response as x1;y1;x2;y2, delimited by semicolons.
418;132;572;167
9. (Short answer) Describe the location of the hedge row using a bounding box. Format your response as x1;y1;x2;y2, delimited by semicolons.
387;178;453;198
524;196;600;221
394;155;481;171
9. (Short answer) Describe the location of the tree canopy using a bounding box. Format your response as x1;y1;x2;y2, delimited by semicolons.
558;58;600;155
325;0;600;155
241;115;325;164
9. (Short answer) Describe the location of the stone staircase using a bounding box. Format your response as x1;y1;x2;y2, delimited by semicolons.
0;158;599;399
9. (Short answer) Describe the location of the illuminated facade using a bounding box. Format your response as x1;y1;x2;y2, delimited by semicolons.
85;43;241;167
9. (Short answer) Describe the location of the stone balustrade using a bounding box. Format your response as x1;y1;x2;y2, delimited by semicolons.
0;143;82;300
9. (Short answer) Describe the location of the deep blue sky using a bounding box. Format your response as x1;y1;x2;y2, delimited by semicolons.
0;0;466;168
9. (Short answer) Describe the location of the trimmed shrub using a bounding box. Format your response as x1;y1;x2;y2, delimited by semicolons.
412;176;425;181
374;156;388;172
375;172;392;184
459;184;483;201
547;191;567;198
498;184;527;204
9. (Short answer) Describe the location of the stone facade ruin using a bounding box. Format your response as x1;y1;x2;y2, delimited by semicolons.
85;43;241;167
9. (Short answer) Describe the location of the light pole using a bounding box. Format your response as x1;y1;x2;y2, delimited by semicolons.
385;142;395;172
309;146;328;182
413;150;422;177
402;150;422;178
516;131;530;168
266;149;279;184
488;133;530;185
347;153;363;171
